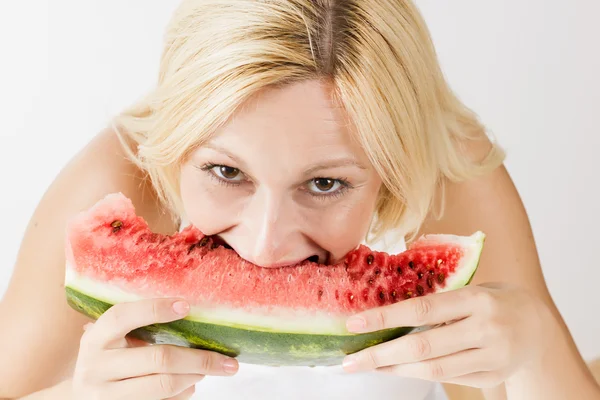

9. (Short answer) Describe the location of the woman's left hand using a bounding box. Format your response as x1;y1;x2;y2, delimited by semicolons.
342;283;556;388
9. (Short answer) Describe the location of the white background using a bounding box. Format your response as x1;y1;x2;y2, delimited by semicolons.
0;0;598;367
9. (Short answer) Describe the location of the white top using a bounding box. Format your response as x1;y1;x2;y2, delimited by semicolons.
179;222;446;400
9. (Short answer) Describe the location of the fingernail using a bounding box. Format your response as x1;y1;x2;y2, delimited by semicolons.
342;356;358;373
172;301;190;316
222;359;239;374
346;316;367;332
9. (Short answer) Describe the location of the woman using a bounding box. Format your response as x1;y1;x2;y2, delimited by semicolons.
1;0;598;399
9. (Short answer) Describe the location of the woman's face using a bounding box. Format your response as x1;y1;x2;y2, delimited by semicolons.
180;80;382;267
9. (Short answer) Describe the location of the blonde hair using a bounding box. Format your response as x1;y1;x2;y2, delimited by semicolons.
112;0;505;243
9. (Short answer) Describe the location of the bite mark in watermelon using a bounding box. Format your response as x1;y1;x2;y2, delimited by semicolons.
64;193;485;366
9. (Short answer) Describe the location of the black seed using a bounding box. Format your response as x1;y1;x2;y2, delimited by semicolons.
396;266;402;275
366;254;374;265
211;242;219;249
198;237;209;247
318;290;324;300
408;261;415;269
427;277;433;288
429;269;435;275
111;220;123;233
188;244;196;254
374;268;381;275
416;285;424;296
404;292;413;299
379;291;385;301
418;272;424;279
437;273;445;284
391;290;397;299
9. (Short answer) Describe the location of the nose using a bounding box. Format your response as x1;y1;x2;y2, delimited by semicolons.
241;190;298;268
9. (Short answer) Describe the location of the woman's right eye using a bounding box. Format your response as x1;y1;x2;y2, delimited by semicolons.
210;165;244;181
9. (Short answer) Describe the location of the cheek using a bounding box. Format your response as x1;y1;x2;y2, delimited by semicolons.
307;187;380;260
179;168;240;234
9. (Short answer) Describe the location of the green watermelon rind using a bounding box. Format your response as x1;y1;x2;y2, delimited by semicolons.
65;286;412;366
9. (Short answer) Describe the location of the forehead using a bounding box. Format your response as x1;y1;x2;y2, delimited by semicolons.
205;80;368;166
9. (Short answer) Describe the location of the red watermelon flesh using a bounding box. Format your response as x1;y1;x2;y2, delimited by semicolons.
65;193;484;337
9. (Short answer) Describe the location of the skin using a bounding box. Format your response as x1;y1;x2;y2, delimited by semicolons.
0;80;598;399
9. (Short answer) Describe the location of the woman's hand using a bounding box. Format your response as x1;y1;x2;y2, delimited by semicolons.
72;297;239;400
341;283;556;388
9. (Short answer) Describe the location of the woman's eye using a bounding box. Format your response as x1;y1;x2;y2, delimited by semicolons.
212;165;243;181
308;178;342;193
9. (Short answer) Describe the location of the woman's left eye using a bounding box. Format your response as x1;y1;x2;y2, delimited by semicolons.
307;178;343;194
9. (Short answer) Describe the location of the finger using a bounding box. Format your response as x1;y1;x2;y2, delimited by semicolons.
102;345;239;380
109;373;204;400
442;371;506;389
165;383;196;400
84;298;190;349
346;286;476;333
373;349;489;382
342;319;479;373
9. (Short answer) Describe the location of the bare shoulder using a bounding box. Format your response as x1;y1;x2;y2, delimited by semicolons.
420;137;598;399
0;127;178;398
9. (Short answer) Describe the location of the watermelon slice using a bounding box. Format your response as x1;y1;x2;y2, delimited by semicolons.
64;193;485;366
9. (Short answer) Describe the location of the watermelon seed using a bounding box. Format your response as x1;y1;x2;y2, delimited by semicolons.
374;268;381;275
427;277;433;288
368;278;374;285
211;242;219;249
366;254;374;265
318;289;324;300
405;292;412;299
390;290;397;299
198;237;209;247
416;285;424;296
437;273;445;284
429;269;435;275
417;272;423;279
408;261;415;269
378;291;385;301
111;220;123;233
396;266;402;275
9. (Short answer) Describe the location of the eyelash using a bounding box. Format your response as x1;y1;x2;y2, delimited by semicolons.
198;163;353;200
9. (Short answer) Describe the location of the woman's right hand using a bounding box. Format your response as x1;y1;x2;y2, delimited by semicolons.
72;297;239;400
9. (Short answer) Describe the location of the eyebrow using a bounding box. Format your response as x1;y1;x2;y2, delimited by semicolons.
302;158;368;177
203;143;367;177
203;143;246;167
